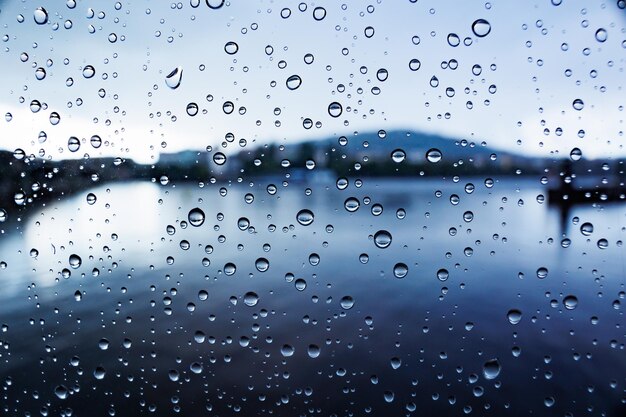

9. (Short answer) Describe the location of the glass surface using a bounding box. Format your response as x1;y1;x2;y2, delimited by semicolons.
0;1;624;416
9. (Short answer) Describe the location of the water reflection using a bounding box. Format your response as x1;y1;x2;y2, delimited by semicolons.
0;178;624;416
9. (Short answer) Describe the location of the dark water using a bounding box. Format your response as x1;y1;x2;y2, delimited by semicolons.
0;178;624;416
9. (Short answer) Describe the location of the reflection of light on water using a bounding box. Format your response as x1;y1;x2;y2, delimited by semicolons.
22;182;163;287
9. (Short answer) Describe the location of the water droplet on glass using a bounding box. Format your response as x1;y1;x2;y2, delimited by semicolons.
186;102;198;116
390;357;402;369
447;33;460;47
224;41;239;55
563;295;578;310
328;102;343;117
340;296;354;310
296;209;314;226
93;366;106;380
280;344;295;357
294;278;307;291
373;230;392;248
165;66;183;89
580;222;593;236
595;28;607;42
90;135;102;148
572;98;584;111
391;149;406;163
569;147;582;161
344;197;360;212
426;148;442;163
536;267;548;279
69;254;82;269
54;385;68;400
206;0;225;9
376;68;388;82
190;362;203;374
393;263;408;278
34;7;48;25
437;268;449;281
286;75;302;90
507;309;522;325
82;65;95;79
188;207;205;227
312;7;326;21
243;291;259;307
307;344;320;358
98;338;110;350
213;152;227;165
67;136;81;152
482;358;501;380
364;26;375;38
224;263;236;276
409;59;421;71
255;258;269;272
471;19;491;37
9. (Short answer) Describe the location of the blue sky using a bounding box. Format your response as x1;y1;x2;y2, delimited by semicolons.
0;0;624;163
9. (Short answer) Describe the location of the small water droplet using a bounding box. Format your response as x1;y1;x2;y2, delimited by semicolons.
344;197;360;212
54;385;68;400
595;28;607;42
93;366;106;380
280;344;295;357
206;0;225;9
294;278;307;291
69;254;82;269
82;65;95;79
255;257;269;272
569;147;582;161
447;33;460;47
186;102;198;116
580;222;593;236
391;149;406;163
572;98;584;111
536;267;548;279
224;41;239;55
390;357;402;369
312;7;326;21
67;136;81;152
307;344;320;358
393;263;408;278
437;268;449;281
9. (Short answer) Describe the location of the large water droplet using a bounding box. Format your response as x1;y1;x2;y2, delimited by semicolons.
69;254;82;269
391;149;406;163
437;268;449;281
224;41;239;55
165;66;183;89
580;222;594;236
447;33;460;47
393;263;408;278
82;65;95;79
328;102;343;117
569;147;582;161
93;366;106;380
572;98;584;111
243;291;259;307
296;209;314;226
507;309;522;325
286;74;302;90
344;197;360;212
67;136;81;152
255;257;269;272
373;230;392;248
595;28;607;42
312;6;326;21
54;385;69;400
206;0;225;9
426;148;442;163
307;344;320;358
340;296;355;310
34;7;48;25
471;19;491;37
280;344;295;357
482;358;501;380
563;295;578;310
188;207;205;227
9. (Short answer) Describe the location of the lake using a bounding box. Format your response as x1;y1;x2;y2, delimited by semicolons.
0;177;624;417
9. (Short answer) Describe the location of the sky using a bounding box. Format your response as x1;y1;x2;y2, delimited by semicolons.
0;0;624;163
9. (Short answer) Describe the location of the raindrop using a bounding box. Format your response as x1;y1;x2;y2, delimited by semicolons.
364;26;375;38
69;254;82;269
34;7;48;25
54;385;68;400
312;7;326;21
82;65;95;79
482;358;501;380
98;338;110;350
224;263;236;276
409;59;421;71
49;112;60;125
186;102;198;116
391;149;406;163
471;19;491;37
572;99;584;111
165;66;183;89
447;33;460;47
563;295;578;310
213;152;226;165
536;267;548;279
280;344;295;357
340;296;354;310
595;28;607;42
328;102;343;117
190;363;203;374
376;68;388;81
580;222;593;236
67;136;81;152
243;292;259;307
188;207;205;227
507;309;522;325
206;0;225;9
426;148;442;163
294;278;307;291
224;41;239;55
437;268;449;281
373;230;392;248
390;357;402;369
344;197;360;212
569;147;582;161
286;75;302;90
93;366;106;380
597;238;608;249
90;135;102;148
296;209;314;226
255;258;269;272
393;263;408;278
307;344;320;358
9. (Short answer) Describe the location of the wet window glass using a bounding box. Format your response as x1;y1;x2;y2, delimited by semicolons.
1;1;625;416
